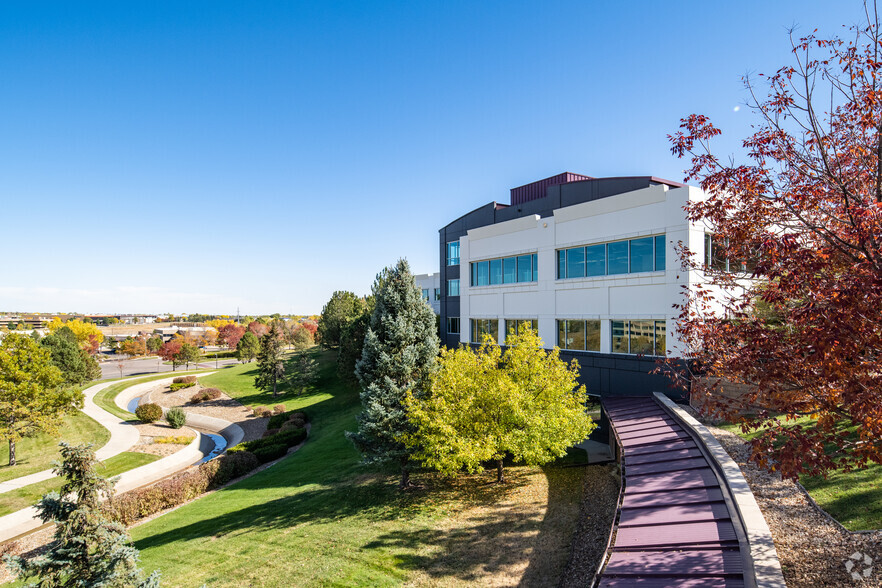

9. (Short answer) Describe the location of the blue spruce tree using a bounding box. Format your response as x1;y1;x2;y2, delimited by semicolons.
346;259;439;489
4;442;160;587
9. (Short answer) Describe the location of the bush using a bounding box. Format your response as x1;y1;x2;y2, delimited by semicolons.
154;435;192;445
273;404;286;415
105;450;260;526
172;376;198;384
135;403;162;424
170;381;196;391
190;388;222;404
267;412;288;429
227;426;307;464
166;407;186;429
252;406;267;418
291;411;309;422
252;443;288;463
262;428;280;438
287;416;307;429
267;409;310;430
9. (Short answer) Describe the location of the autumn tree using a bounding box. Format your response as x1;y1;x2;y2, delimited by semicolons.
5;443;160;587
255;323;286;396
247;320;269;339
406;327;594;483
218;323;246;350
118;336;148;357
666;8;882;479
157;338;183;371
317;291;367;350
47;318;104;354
346;260;439;489
236;331;260;363
291;325;314;350
0;335;80;466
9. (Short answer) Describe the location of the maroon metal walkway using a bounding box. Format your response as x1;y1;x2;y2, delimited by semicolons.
596;396;751;588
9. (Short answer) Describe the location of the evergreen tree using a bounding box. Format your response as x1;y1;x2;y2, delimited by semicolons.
317;291;367;350
255;323;286;397
286;353;318;395
236;332;260;363
346;259;439;489
336;312;370;385
41;331;100;387
4;442;160;587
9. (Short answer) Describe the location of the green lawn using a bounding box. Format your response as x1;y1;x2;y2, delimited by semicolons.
718;419;882;530
199;350;318;410
0;452;159;517
0;412;110;483
93;370;213;421
131;350;584;587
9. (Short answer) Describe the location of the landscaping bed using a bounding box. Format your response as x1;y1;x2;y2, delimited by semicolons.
129;423;197;458
146;380;267;442
703;415;882;586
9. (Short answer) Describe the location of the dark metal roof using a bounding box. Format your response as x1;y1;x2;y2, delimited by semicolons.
510;172;593;205
596;397;753;588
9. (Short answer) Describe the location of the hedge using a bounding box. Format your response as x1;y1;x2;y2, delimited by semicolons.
170;381;196;391
227;427;307;463
267;410;309;430
105;450;260;526
172;376;198;384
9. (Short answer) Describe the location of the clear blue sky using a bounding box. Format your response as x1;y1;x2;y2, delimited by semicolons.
0;1;864;315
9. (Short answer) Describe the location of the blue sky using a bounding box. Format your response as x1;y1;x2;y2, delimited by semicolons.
0;1;864;315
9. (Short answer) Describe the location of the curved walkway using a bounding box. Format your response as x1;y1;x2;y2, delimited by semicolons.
596;393;785;587
0;373;243;544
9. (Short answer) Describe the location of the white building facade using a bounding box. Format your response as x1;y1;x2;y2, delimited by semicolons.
414;273;441;315
438;173;711;398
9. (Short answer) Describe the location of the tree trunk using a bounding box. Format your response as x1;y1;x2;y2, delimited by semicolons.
496;458;505;483
399;459;410;490
8;439;15;466
273;378;277;397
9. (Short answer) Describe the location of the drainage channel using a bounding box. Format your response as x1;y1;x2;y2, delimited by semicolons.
127;395;226;464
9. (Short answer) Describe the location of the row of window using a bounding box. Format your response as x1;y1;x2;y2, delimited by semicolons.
557;235;665;279
470;253;538;287
421;288;441;302
453;318;666;356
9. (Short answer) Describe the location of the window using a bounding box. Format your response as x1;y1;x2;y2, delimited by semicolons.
504;319;537;340
607;241;629;275
447;279;460;296
470;319;498;343
447;317;460;334
611;319;666;356
421;289;430;302
446;242;460;266
557;234;666;279
556;320;601;351
705;234;728;271
434;288;440;301
470;253;537;286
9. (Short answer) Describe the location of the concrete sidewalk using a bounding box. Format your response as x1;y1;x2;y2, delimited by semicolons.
0;379;139;495
0;372;245;543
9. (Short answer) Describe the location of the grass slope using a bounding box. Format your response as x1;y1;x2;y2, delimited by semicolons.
0;452;159;517
719;420;882;530
132;350;584;587
0;412;110;483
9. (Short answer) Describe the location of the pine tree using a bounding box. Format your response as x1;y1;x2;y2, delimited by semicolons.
286;353;318;395
255;323;286;397
346;259;439;489
4;442;160;587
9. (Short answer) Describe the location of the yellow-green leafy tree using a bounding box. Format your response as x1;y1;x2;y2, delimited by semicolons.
406;326;595;483
47;318;104;354
0;334;83;466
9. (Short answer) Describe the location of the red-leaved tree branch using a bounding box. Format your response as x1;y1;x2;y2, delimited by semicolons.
666;2;882;479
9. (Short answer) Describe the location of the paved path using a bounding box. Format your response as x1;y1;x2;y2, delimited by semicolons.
0;373;245;543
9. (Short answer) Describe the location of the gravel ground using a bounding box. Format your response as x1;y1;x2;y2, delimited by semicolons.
700;416;882;587
129;423;196;457
147;383;268;442
558;464;620;587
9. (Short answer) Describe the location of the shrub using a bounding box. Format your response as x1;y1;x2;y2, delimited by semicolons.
267;409;309;429
170;381;196;391
290;411;309;422
104;450;260;526
252;406;267;418
166;407;186;429
267;412;288;429
172;376;198;384
190;388;222;404
287;416;307;429
252;443;288;463
273;404;286;415
262;428;280;438
135;403;162;424
154;435;192;445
